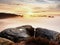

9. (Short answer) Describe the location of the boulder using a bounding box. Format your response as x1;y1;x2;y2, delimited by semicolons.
35;28;59;41
0;28;31;42
1;25;60;44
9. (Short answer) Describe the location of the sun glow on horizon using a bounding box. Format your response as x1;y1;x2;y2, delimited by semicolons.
22;6;34;18
24;12;34;18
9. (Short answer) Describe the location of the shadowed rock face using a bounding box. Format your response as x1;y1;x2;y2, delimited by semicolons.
0;25;34;43
35;28;59;41
0;37;59;45
20;37;59;45
25;37;49;45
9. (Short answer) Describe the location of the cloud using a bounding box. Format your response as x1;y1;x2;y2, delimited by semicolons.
0;0;60;4
36;0;60;3
0;0;60;9
0;0;12;4
0;0;21;4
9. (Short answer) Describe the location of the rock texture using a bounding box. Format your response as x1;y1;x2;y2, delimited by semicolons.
0;25;60;44
16;25;34;36
0;25;34;43
36;28;59;41
0;37;14;45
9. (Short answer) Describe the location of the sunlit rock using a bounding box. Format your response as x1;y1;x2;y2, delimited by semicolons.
0;37;14;45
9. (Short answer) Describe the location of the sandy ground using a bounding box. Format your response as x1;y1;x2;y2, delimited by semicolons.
0;16;60;32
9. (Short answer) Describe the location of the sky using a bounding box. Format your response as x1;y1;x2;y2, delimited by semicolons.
0;0;60;14
0;0;60;4
0;0;60;34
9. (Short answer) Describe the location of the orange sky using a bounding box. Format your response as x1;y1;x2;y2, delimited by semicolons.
0;0;60;15
0;3;60;16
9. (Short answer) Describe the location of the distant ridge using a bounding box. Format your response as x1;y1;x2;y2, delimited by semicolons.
0;13;23;19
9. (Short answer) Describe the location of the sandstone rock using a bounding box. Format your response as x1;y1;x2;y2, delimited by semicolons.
0;37;14;45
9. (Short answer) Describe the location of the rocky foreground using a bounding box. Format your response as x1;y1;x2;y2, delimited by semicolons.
0;25;60;45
